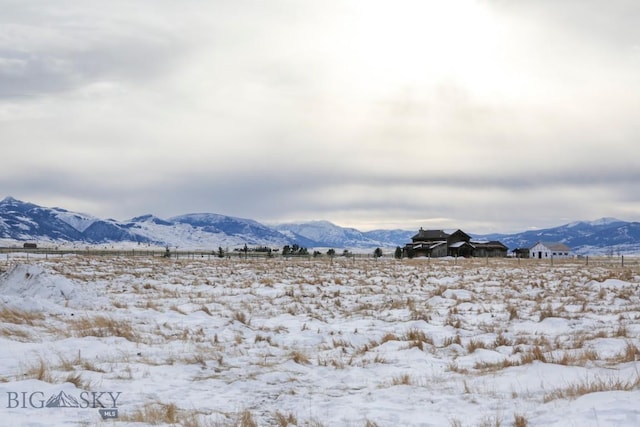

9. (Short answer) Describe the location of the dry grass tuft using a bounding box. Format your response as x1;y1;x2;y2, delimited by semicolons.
0;307;45;325
513;413;529;427
63;372;92;390
120;401;178;424
274;411;298;427
403;328;432;344
71;315;138;341
466;339;487;353
543;374;640;403
538;304;556;321
236;409;258;427
200;305;213;316
290;350;310;365
555;349;599;366
0;325;33;341
380;333;399;344
520;346;547;364
391;373;412;386
616;341;640;362
22;358;53;382
232;311;250;325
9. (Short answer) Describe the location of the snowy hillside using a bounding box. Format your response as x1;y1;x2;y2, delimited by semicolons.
274;220;392;248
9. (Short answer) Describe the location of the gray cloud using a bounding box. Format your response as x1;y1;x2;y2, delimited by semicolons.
1;0;639;234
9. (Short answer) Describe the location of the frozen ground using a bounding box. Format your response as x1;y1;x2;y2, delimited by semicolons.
0;255;639;426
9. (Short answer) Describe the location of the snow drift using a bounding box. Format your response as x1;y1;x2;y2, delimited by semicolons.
0;264;98;309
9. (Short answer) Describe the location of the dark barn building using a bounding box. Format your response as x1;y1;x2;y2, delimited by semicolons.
404;228;507;258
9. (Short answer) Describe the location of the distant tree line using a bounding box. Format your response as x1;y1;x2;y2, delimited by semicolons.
209;244;407;260
282;244;308;256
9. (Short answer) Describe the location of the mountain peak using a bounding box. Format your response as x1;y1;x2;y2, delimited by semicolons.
1;196;22;205
130;214;171;224
589;217;622;226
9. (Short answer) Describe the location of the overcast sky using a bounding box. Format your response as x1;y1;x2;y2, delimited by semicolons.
1;0;639;233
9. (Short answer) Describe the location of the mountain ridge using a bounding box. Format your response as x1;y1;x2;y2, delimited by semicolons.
1;196;639;254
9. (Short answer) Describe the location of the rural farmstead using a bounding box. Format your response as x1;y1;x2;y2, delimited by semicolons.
403;228;508;258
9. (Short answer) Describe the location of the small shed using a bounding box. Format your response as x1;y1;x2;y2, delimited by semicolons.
512;248;530;258
23;242;37;249
473;241;508;258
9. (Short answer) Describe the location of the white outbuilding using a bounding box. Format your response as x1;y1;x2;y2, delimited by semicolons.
529;241;571;259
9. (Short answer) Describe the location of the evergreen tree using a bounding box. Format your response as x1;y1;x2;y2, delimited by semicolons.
394;246;403;259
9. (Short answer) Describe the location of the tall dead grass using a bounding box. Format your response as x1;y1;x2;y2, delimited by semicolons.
70;315;138;341
543;373;640;402
0;306;45;325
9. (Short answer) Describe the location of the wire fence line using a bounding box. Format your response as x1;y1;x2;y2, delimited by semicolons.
1;247;638;270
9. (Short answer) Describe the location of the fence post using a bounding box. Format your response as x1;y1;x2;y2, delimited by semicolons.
622;255;624;267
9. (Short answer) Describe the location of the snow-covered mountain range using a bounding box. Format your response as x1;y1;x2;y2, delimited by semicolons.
0;197;407;250
1;196;639;254
476;218;640;256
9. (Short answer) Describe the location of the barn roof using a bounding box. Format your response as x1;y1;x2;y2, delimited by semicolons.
449;241;474;248
533;241;571;251
473;241;508;249
411;228;450;241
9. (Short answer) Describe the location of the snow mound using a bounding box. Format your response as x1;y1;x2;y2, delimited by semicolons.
0;264;97;309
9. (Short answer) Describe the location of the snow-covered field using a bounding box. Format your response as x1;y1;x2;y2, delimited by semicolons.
1;255;639;426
